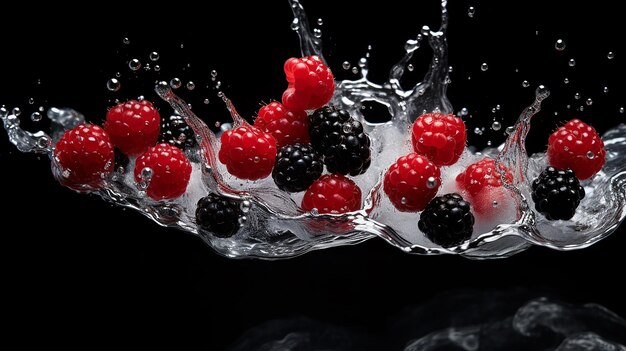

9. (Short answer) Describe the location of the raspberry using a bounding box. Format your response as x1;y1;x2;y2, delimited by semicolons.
282;55;335;111
272;143;323;192
218;125;277;180
309;106;371;176
254;101;310;149
411;112;466;166
159;114;196;150
455;158;514;215
531;166;585;220
547;119;605;180
383;153;441;212
418;193;475;248
104;99;161;156
301;174;362;214
53;124;114;189
196;193;243;238
134;143;192;200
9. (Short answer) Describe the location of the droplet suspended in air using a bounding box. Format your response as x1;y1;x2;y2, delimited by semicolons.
122;37;130;45
574;92;581;100
149;52;160;61
313;28;322;38
30;111;42;122
607;51;615;60
186;81;196;91
467;6;475;18
203;98;210;105
154;65;160;72
342;61;351;70
563;77;570;84
351;67;359;74
491;121;502;131
555;39;566;51
407;64;414;72
603;86;609;94
619;107;624;114
291;18;300;31
568;58;576;67
28;98;35;105
129;58;141;71
170;78;182;89
480;63;488;71
107;78;121;92
522;80;530;88
505;126;515;135
458;107;469;117
586;98;593;106
317;18;323;26
474;127;483;135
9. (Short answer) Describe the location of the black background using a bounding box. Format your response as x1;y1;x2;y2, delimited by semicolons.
1;0;625;349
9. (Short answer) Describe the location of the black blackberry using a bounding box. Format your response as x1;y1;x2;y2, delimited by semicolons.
531;166;585;220
272;143;323;192
418;193;475;248
195;193;242;238
160;114;196;150
309;106;371;176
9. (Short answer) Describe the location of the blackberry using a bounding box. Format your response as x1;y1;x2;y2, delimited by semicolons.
531;166;585;220
195;193;243;238
309;106;371;176
272;143;323;192
160;114;196;150
418;193;475;248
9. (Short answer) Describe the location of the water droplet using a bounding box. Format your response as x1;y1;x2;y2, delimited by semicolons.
317;18;323;26
563;77;570;84
474;127;483;135
405;39;419;52
129;58;141;71
578;106;584;112
30;111;42;122
291;18;300;31
522;80;530;88
426;177;438;189
574;93;581;100
38;106;45;112
170;78;182;89
358;58;367;68
149;52;160;61
0;106;7;118
37;135;51;149
211;70;218;78
491;121;502;131
505;126;515;135
421;25;430;36
554;111;559;116
619;107;624;114
253;156;260;163
180;43;184;49
154;65;160;72
313;28;322;38
586;98;593;106
238;216;247;226
203;98;210;105
342;123;353;133
486;140;492;146
342;61;351;70
351;67;359;74
496;104;501;111
28;98;35;105
536;85;550;99
107;78;121;92
310;208;319;216
480;63;488;71
407;64;414;72
241;200;251;213
586;151;595;159
400;197;408;205
467;6;475;18
143;63;151;71
459;107;469;117
492;201;499;208
568;58;576;67
140;167;153;181
122;37;130;45
555;39;566;51
12;107;21;116
607;51;615;60
186;81;196;90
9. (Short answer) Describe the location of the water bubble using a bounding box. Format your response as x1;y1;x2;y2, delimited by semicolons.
522;80;530;88
317;18;323;26
563;77;570;84
486;140;492;146
491;121;502;131
400;197;408;205
603;86;609;94
215;81;222;89
342;123;353;133
149;51;160;61
154;65;160;72
586;98;593;106
38;106;44;112
180;43;184;49
143;63;151;71
313;28;322;38
215;121;221;128
426;177;438;189
467;6;475;18
129;58;141;71
342;61;351;70
37;136;51;149
291;18;300;31
310;208;319;216
122;37;130;45
0;106;8;118
554;111;559;116
404;39;419;52
607;51;615;60
186;81;196;90
28;97;35;105
140;167;153;181
241;200;251;213
211;70;218;78
30;111;42;122
568;58;576;67
555;39;566;51
358;57;367;68
203;98;210;105
459;107;469;117
491;107;497;113
505;126;515;135
496;104;501;111
107;78;121;91
480;63;488;71
474;127;483;135
448;66;454;73
12;107;21;116
170;78;182;89
578;106;584;112
407;64;414;72
492;201;499;208
574;93;581;100
421;25;430;36
586;151;595;159
351;67;359;74
253;156;260;164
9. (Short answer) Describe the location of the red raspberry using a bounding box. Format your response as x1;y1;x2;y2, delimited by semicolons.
218;125;277;180
456;158;514;215
254;101;310;149
383;153;441;212
54;124;114;189
134;143;191;200
301;174;362;214
104;100;161;156
411;112;466;166
547;119;605;180
282;55;335;111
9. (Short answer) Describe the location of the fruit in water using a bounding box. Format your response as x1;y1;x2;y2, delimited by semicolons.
301;174;362;214
218;125;277;180
134;143;192;200
411;112;466;166
531;166;585;220
383;153;441;212
455;158;514;216
254;101;310;149
159;114;196;150
418;193;475;248
547;118;605;180
104;99;161;156
272;143;324;193
282;55;335;111
196;193;243;238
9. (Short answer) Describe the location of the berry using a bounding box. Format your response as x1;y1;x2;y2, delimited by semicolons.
272;143;323;192
196;193;243;238
309;106;371;176
411;112;466;166
218;125;277;180
54;124;114;189
160;114;196;150
254;101;310;149
301;174;362;214
531;166;585;220
547;118;605;180
134;143;192;200
455;158;514;215
383;153;441;212
282;55;335;111
104;99;161;156
419;193;475;248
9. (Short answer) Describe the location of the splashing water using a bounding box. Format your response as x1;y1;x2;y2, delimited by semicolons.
2;0;625;259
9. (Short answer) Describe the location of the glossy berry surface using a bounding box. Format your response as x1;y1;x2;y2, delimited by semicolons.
104;99;161;156
134;143;192;200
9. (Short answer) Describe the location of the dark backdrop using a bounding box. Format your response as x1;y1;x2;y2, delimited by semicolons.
1;1;625;349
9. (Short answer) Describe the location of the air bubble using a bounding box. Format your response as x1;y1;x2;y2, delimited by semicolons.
480;63;488;71
426;177;438;189
122;37;130;45
186;81;196;90
342;61;351;70
170;78;182;89
204;98;210;105
491;121;502;131
505;126;515;135
522;80;530;88
574;93;581;100
140;167;153;181
107;78;121;92
492;201;499;208
603;86;609;94
211;70;218;78
563;77;569;84
400;197;408;205
555;39;566;51
586;98;593;106
37;136;51;149
607;51;615;60
568;58;576;67
30;111;42;122
467;6;475;18
407;64;414;72
474;127;483;135
459;107;469;117
351;67;359;74
154;65;160;72
149;52;160;61
129;59;141;71
12;107;21;116
317;18;323;25
291;19;300;31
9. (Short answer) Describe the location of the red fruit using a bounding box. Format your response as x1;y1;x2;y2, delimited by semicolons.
134;143;191;200
218;125;277;180
104;100;161;156
301;174;362;214
456;158;514;215
411;112;466;166
282;55;335;111
254;101;310;149
547;119;605;180
54;124;114;189
383;153;441;212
